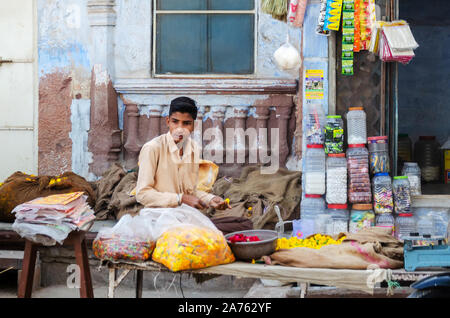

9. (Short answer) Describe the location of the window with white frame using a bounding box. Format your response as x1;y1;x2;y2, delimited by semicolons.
153;0;256;76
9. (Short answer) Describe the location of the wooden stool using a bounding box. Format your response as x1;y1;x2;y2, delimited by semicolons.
18;231;93;298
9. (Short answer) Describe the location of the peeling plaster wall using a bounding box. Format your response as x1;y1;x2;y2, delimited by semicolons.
38;0;306;179
38;0;94;176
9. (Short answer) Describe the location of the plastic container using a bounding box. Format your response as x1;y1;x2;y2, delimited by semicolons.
296;195;326;239
414;207;449;238
300;194;326;218
393;176;412;214
398;134;412;162
305;104;326;145
395;213;416;241
401;162;422;196
304;144;326;195
372;173;394;214
349;204;375;233
324;115;344;154
327;204;349;235
375;213;395;235
314;214;333;236
416;215;434;237
368;140;390;175
346;144;372;203
326;153;347;204
368;136;388;144
346;107;367;144
414;136;441;182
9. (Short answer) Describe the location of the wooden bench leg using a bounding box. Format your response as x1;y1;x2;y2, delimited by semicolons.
74;236;94;298
136;270;143;298
109;268;116;298
18;241;38;298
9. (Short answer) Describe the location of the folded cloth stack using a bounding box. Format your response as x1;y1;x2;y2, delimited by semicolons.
12;192;95;246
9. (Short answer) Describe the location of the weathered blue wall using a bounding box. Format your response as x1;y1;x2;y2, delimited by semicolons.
398;0;450;146
38;0;303;179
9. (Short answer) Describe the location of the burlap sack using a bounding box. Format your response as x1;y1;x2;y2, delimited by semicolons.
209;165;302;229
266;227;404;269
0;171;96;223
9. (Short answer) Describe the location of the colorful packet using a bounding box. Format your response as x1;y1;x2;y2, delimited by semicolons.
324;0;343;31
316;0;330;36
342;60;354;75
342;43;354;60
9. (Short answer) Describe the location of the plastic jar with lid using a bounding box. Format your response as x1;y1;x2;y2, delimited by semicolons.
304;144;326;195
324;115;344;154
414;136;441;182
401;162;422;196
368;137;390;175
300;194;326;217
395;213;416;241
327;204;349;235
296;195;328;238
398;134;412;163
346;107;367;144
372;173;394;214
375;213;395;235
349;204;375;233
305;104;326;145
416;215;434;237
393;176;412;214
346;144;372;203
326;153;347;204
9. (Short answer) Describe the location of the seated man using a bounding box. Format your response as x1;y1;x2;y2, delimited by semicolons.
135;97;230;212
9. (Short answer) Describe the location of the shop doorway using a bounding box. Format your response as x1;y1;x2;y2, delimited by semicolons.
0;1;38;181
398;0;450;194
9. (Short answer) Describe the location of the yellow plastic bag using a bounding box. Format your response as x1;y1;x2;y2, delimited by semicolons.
152;225;235;272
197;160;219;193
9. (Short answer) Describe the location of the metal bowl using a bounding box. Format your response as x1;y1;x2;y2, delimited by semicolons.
225;230;278;261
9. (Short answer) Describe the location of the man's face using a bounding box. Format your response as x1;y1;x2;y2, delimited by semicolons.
166;112;195;144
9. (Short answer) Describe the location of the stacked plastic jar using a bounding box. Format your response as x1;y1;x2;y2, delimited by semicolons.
395;213;416;241
304;144;326;195
324;115;344;154
368;136;390;175
347;144;372;203
295;194;327;239
402;162;422;196
349;204;375;233
416;215;434;237
327;204;349;235
372;173;394;214
414;136;441;182
326;153;347;204
375;213;395;235
305;104;326;145
346;107;367;145
393;176;412;214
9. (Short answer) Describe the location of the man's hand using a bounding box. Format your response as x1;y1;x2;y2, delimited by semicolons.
182;194;207;210
209;196;232;210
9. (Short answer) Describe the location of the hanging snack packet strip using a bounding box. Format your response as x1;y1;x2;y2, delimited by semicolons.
342;0;355;75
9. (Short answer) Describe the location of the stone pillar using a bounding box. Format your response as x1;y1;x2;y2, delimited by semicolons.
276;105;293;167
203;106;226;164
87;0;121;177
146;105;163;142
193;106;205;148
231;106;249;165
87;0;117;77
123;103;141;169
255;106;271;164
